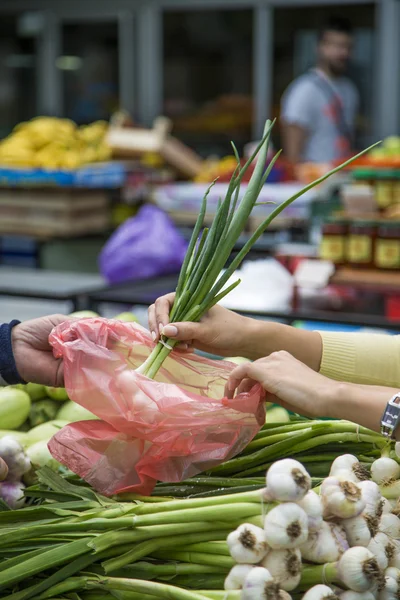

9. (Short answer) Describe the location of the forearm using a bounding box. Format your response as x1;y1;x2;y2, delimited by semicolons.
244;319;322;371
328;381;399;437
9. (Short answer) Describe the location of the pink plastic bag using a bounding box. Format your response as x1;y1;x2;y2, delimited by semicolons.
48;318;265;496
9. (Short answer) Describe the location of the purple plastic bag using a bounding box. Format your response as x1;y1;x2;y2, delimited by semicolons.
99;204;188;284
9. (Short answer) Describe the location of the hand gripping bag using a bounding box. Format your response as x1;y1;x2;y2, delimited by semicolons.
48;318;266;496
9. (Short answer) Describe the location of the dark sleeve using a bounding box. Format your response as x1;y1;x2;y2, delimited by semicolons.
0;321;25;385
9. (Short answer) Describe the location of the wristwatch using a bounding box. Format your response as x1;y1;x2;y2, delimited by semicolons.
380;393;400;439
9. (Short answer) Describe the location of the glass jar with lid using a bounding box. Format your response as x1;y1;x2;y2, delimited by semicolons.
320;218;347;265
346;220;376;268
375;221;400;270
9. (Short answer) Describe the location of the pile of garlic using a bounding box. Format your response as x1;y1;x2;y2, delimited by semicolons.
224;455;400;600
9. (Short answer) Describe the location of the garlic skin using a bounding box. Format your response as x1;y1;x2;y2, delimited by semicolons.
380;514;400;540
224;564;254;590
241;566;287;600
300;521;349;563
338;546;384;592
343;513;378;547
264;503;308;549
321;477;365;519
297;491;323;533
302;584;339;600
227;523;269;564
358;480;383;517
261;548;302;591
340;592;375;600
368;532;392;570
265;459;311;502
371;458;400;486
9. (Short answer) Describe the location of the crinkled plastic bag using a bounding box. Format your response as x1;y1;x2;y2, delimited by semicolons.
48;319;265;496
99;204;188;284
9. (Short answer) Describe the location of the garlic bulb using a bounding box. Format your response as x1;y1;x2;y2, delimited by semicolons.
343;513;379;547
265;459;311;502
227;523;269;564
264;503;308;549
368;532;393;570
341;592;375;600
297;491;323;533
302;584;339;600
330;455;370;483
358;480;383;517
241;566;289;600
389;552;400;569
380;514;400;540
261;548;302;591
300;521;349;563
385;566;400;580
224;564;255;590
338;546;384;592
381;499;394;514
321;476;365;519
395;443;400;459
379;569;400;600
371;458;400;486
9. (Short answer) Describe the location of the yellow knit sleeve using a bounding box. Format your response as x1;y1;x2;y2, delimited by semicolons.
319;332;400;388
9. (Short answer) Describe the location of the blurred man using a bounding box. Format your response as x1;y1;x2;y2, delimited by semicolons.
281;17;359;165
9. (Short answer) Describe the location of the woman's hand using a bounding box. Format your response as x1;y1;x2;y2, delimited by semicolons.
148;293;256;358
11;315;69;387
225;350;338;419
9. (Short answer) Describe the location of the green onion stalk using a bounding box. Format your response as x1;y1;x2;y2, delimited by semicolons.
137;121;380;380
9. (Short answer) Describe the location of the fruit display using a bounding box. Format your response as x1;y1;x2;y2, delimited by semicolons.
0;117;111;169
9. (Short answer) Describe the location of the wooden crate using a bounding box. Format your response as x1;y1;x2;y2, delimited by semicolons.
0;188;110;238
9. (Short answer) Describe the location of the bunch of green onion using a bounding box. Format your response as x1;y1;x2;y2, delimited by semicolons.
137;121;379;379
151;419;389;497
1;434;400;600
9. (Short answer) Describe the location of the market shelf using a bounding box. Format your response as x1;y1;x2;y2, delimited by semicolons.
0;267;105;311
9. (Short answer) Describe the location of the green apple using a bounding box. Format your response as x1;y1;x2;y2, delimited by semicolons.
69;310;99;318
45;386;69;402
225;356;250;365
113;312;138;323
265;406;290;424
